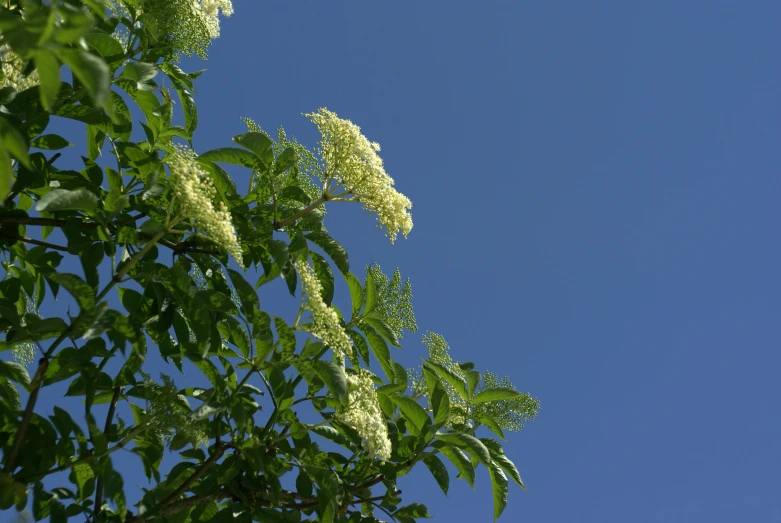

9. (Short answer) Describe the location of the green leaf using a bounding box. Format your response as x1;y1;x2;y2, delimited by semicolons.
394;503;431;518
44;273;95;310
389;396;430;435
275;316;296;359
71;461;96;499
346;329;370;368
196;159;236;199
109;91;132;141
199;147;263;171
274;146;296;175
305;232;349;275
423;360;468;401
475;412;506;441
361;317;401;347
309;251;334;306
32;50;61;111
362;324;394;382
435;433;491;466
120;62;158;83
54;103;105;124
227;269;260;321
312;360;348;406
430;379;451;427
364;268;377;315
489;448;526;490
30;134;71;150
0;360;30;391
471;387;526;405
466;370;481;397
423;454;449;495
84;31;126;68
438;446;475;488
232;132;273;168
87;123;106;160
344;273;364;317
488;461;509;521
57;49;110;106
190;400;225;421
0;146;10;203
35;188;99;213
0;114;31;169
176;86;197;139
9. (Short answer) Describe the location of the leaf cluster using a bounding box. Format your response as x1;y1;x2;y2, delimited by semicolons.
0;2;538;522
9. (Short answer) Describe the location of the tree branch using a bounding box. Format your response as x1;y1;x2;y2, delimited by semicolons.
0;215;220;255
94;386;122;516
0;230;69;251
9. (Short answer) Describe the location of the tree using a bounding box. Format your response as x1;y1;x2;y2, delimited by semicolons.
0;1;540;522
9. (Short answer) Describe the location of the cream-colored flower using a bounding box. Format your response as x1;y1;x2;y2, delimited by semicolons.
306;108;413;243
199;0;233;38
0;45;38;92
342;369;392;461
168;146;244;267
296;260;353;363
115;0;233;60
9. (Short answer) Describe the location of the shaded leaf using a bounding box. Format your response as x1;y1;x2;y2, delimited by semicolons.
389;396;430;435
305;232;349;275
35;188;99;213
488;461;509;521
423;454;449;495
30;134;71;150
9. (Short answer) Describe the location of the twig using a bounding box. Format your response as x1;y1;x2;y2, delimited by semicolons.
94;386;122;516
0;230;69;251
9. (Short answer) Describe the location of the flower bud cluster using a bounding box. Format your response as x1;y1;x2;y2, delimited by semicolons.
342;369;392;461
306;108;413;243
295;260;353;363
142;373;208;448
168;146;244;267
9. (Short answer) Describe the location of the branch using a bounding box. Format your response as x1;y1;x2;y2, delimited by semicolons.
94;386;122;516
138;442;226;522
0;230;69;251
0;215;220;255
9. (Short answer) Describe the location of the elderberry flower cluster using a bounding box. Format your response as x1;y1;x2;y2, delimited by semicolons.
295;260;353;363
306;108;413;243
142;373;208;448
342;369;392;461
168;146;244;267
0;45;38;92
119;0;233;60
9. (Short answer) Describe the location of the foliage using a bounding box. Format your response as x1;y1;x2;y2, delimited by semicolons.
0;1;539;522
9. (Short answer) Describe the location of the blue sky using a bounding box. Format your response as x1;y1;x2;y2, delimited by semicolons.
18;1;781;521
185;1;779;520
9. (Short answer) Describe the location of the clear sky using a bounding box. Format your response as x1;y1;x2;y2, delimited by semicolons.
179;1;780;521
24;1;781;521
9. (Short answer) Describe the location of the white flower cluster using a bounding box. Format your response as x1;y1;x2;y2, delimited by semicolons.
295;260;353;363
342;369;392;461
0;45;39;92
168;146;244;267
112;0;233;59
199;0;233;38
306;108;413;244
